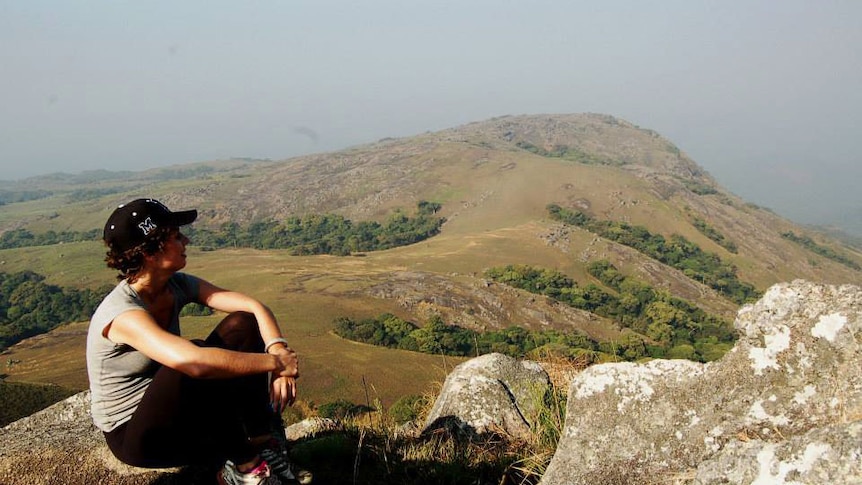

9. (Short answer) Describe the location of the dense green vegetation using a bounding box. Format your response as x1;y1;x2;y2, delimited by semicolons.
0;228;101;249
188;202;444;255
334;260;735;363
547;204;760;304
486;262;735;362
387;394;430;424
0;189;53;205
317;398;374;420
334;313;605;362
288;418;528;485
0;202;444;256
515;141;623;166
781;231;861;271
692;217;738;253
179;302;214;317
0;271;110;351
682;179;719;195
65;187;126;203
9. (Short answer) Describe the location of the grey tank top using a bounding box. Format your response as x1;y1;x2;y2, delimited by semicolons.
86;272;199;432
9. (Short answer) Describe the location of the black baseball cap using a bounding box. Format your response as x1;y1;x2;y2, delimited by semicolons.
103;198;197;252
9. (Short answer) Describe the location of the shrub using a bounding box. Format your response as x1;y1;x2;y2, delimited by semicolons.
318;399;369;420
388;394;430;424
179;302;213;316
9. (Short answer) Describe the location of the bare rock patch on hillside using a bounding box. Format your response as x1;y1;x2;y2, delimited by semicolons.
366;270;619;341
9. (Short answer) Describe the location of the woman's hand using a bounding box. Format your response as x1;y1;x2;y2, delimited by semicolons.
270;347;299;412
272;346;299;378
270;375;296;413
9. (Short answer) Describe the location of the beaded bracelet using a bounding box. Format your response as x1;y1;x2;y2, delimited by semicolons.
265;337;290;353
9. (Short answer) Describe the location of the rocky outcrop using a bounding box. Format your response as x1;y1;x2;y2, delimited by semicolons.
3;280;860;484
0;391;333;485
0;392;190;485
541;280;862;484
421;352;550;439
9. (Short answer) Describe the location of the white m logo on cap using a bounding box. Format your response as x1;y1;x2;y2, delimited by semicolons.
138;217;158;235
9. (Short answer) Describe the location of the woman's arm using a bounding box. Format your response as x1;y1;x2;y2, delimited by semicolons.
197;279;288;351
106;309;296;379
196;278;299;409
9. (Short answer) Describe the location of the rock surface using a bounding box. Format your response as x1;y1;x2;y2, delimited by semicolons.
0;392;193;485
541;280;862;484
421;352;550;439
0;391;332;485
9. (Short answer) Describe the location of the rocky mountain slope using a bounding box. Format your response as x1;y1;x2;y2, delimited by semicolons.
5;113;860;300
1;113;860;407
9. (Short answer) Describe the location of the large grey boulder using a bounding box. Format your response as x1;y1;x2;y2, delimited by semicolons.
541;280;862;484
422;352;551;440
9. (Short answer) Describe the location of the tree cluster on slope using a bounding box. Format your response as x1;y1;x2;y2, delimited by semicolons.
333;270;733;364
485;262;735;362
515;141;622;166
0;271;110;351
334;313;606;362
547;204;759;304
0;228;101;249
691;217;738;253
0;202;445;256
165;202;443;256
781;231;860;271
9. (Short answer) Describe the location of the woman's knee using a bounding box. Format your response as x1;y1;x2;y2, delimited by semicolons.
214;311;263;351
220;311;257;331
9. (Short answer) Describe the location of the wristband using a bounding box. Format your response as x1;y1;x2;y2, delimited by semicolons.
265;337;289;353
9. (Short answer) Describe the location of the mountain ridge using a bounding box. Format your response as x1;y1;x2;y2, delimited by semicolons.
2;113;860;310
1;113;860;409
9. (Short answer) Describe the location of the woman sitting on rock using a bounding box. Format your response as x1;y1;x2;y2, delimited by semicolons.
86;198;311;485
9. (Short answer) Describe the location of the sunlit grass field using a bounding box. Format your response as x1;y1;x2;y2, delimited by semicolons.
0;240;466;412
0;210;597;416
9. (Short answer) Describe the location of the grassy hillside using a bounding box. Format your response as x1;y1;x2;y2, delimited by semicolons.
0;244;461;407
0;379;77;427
2;113;860;418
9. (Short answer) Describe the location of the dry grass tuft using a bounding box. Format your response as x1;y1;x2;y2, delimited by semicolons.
287;353;582;484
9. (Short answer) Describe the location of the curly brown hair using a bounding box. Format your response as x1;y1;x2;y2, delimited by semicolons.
104;226;178;282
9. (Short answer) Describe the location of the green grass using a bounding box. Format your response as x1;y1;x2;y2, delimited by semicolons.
0;241;108;289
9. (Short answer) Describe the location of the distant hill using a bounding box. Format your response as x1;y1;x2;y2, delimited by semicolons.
1;113;860;409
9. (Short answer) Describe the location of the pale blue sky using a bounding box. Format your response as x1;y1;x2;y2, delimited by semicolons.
1;1;860;230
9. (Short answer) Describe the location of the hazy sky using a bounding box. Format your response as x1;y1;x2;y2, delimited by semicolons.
2;1;860;229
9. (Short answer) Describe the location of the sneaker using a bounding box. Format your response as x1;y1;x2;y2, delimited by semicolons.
217;459;280;485
263;413;313;484
260;446;312;484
